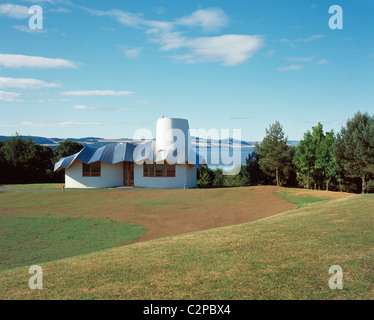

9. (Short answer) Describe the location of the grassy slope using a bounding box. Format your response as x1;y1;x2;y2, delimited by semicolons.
0;191;372;300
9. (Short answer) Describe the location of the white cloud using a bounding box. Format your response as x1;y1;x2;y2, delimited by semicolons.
173;35;264;66
316;59;329;65
0;90;22;102
0;4;29;19
286;56;314;62
72;105;96;110
84;6;263;66
298;34;324;43
0;77;59;89
63;90;134;96
7;121;102;128
277;65;304;72
0;54;78;68
14;25;46;34
124;47;142;58
280;38;295;48
50;7;71;13
265;49;276;57
72;105;131;112
84;7;145;28
281;35;324;47
152;31;188;51
176;8;228;32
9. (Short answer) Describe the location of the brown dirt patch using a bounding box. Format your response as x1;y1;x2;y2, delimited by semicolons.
119;186;296;242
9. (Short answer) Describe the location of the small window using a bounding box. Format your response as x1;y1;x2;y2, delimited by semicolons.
82;163;90;176
166;164;176;177
82;162;101;177
155;164;165;177
91;162;101;176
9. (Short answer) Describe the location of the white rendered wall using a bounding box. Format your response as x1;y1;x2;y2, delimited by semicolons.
186;165;197;188
65;160;123;188
134;164;197;189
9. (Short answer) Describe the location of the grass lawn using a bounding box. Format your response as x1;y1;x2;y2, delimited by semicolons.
5;183;113;191
6;183;64;190
0;187;372;300
0;217;145;271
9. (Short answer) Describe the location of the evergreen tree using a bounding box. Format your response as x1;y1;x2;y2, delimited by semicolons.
334;112;374;193
315;131;340;191
0;134;54;183
197;166;214;188
245;150;272;186
256;121;291;186
213;168;224;187
54;140;83;162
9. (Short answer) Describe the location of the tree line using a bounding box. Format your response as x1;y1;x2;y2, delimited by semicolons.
1;111;373;193
0;136;83;184
197;111;374;194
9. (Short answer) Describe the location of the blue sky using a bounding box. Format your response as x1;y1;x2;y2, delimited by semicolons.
0;0;373;140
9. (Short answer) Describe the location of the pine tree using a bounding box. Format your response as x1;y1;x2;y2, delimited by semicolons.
334;112;374;194
256;121;291;186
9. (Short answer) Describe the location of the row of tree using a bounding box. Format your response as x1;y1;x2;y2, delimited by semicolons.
198;111;374;193
0;137;83;184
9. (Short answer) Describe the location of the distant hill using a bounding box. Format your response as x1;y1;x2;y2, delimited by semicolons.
0;135;298;149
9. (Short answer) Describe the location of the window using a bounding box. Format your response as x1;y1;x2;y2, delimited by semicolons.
82;162;101;177
143;163;149;176
143;162;175;177
166;163;176;177
155;164;165;177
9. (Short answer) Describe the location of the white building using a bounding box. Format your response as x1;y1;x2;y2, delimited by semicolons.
54;118;204;189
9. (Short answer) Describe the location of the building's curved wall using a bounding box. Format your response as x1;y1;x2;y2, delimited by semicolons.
156;118;190;160
65;160;123;188
134;164;197;189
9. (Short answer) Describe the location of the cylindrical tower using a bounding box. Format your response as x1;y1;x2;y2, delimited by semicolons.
155;118;190;162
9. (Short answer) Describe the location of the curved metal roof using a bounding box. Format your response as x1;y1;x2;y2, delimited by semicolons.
54;143;136;171
54;141;206;171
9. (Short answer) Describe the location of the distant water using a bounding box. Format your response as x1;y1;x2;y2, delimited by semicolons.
197;146;254;169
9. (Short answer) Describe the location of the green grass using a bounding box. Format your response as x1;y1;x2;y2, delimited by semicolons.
5;183;114;191
275;189;329;208
6;183;64;190
0;192;372;300
0;217;145;271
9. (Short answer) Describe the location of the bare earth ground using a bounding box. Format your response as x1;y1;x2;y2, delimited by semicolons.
132;186;295;242
0;186;350;243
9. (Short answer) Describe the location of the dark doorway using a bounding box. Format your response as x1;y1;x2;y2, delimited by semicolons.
123;161;134;186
